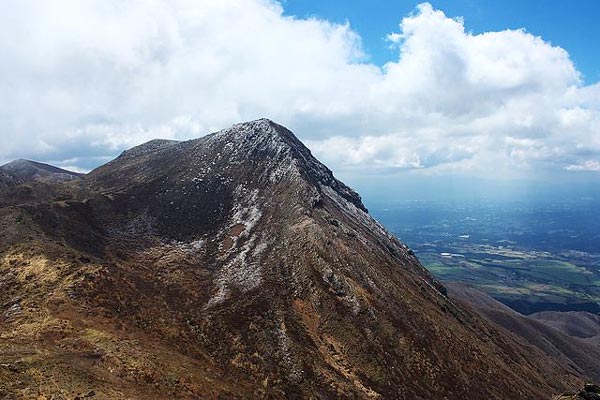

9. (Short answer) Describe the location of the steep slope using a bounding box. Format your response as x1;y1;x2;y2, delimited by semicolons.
0;159;82;183
0;119;584;399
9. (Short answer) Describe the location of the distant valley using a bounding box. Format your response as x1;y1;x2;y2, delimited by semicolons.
371;199;600;315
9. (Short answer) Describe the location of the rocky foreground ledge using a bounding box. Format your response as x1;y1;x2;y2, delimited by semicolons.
556;384;600;400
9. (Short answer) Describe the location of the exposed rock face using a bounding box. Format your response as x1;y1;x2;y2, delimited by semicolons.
556;383;600;400
0;119;584;399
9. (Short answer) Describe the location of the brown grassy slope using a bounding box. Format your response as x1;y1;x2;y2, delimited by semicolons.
447;282;600;385
531;311;600;343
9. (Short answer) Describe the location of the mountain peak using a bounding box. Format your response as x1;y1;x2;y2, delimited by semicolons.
0;158;81;183
212;118;300;152
232;117;278;128
207;119;368;213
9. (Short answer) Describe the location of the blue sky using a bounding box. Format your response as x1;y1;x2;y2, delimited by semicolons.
0;0;599;198
284;0;600;83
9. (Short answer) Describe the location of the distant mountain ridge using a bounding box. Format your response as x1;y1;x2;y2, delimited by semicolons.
447;282;600;383
531;311;600;346
0;119;589;399
0;158;81;184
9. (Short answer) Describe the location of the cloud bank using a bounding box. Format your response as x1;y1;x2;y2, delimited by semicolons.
0;1;598;177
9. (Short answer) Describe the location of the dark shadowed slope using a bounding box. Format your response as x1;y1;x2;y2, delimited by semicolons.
0;119;585;399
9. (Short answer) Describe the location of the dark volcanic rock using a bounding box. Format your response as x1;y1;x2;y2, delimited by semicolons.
0;119;585;399
557;383;600;400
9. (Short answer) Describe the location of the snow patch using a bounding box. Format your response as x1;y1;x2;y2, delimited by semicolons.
230;186;263;239
206;185;269;308
190;238;205;250
206;234;266;308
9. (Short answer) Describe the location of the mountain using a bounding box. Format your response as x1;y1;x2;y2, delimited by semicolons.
0;119;587;399
530;311;600;345
0;159;82;184
447;283;600;383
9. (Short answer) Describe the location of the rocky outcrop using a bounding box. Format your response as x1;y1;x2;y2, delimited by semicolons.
556;383;600;400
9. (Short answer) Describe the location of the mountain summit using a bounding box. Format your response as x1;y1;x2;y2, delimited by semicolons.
0;159;81;184
0;120;584;399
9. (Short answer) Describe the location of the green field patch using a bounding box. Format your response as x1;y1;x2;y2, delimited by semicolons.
494;259;533;269
522;260;591;285
524;283;576;294
476;284;531;296
421;247;600;306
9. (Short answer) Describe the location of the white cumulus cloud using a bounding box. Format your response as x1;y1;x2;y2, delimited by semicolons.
565;160;600;172
0;1;598;178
